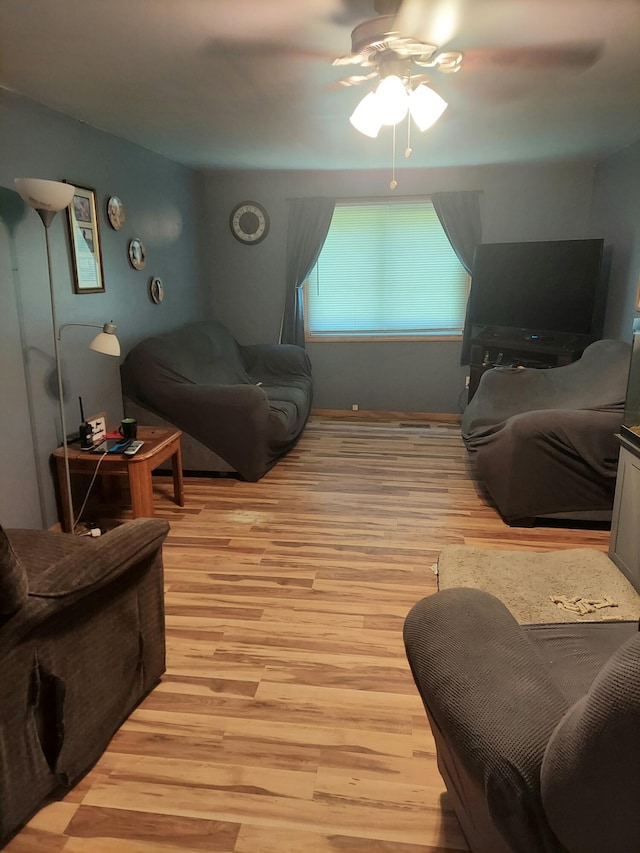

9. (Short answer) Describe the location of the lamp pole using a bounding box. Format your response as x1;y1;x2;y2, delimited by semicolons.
42;221;75;532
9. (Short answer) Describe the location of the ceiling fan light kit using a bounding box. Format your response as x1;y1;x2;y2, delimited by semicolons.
349;92;383;138
409;83;448;132
337;4;458;189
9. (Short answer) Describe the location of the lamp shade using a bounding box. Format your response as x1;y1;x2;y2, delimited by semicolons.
90;323;120;356
409;84;448;132
375;75;409;126
14;178;75;212
350;92;383;138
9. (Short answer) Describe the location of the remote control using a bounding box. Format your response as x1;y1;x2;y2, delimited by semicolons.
124;440;144;456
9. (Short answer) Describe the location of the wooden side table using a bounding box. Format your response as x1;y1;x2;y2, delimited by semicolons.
53;426;185;533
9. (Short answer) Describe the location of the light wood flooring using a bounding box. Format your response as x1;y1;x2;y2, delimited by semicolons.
7;412;611;852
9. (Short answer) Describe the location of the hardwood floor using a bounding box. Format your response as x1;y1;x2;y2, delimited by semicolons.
7;412;611;852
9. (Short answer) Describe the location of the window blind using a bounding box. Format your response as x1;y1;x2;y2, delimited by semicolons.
306;198;468;339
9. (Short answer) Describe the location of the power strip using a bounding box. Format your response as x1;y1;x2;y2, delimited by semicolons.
86;413;107;443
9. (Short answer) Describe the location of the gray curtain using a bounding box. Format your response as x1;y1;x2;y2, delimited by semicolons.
432;190;482;274
280;197;336;347
432;190;483;364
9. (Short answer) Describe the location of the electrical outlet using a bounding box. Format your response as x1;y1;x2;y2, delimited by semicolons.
86;412;107;443
351;404;359;411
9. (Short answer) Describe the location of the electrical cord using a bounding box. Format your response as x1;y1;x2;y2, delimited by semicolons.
73;450;109;533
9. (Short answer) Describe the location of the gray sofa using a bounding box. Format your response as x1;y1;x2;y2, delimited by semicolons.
121;321;313;481
404;586;640;853
0;518;169;846
462;339;631;525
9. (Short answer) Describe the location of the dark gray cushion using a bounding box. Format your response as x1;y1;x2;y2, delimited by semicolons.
0;525;28;616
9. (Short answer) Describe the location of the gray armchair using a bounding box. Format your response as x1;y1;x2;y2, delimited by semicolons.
404;587;640;853
462;339;631;525
0;518;169;846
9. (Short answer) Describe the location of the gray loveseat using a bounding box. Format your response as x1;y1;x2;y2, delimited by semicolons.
462;339;631;525
0;518;168;846
404;586;640;853
121;321;313;481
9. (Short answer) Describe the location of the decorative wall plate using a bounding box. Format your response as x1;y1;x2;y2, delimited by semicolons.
149;276;164;304
107;196;125;231
230;201;269;245
128;238;146;270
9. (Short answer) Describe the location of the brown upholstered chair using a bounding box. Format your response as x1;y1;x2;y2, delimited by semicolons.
0;517;169;846
404;587;640;853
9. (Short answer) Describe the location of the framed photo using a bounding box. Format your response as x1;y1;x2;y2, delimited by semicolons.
149;276;164;304
106;195;125;231
65;183;105;293
128;238;146;270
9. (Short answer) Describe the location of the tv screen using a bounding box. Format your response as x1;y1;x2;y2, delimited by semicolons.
468;239;605;335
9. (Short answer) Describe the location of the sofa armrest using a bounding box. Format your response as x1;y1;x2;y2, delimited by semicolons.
241;343;311;378
29;518;169;601
404;587;569;851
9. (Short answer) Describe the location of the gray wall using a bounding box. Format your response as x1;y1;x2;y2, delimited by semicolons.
202;162;596;413
590;139;640;342
0;92;206;528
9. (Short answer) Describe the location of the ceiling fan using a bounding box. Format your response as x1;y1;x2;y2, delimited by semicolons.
331;0;603;188
332;0;602;88
333;0;463;88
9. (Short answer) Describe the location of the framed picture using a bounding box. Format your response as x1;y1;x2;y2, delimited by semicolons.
149;276;164;304
128;238;146;270
106;195;125;231
65;183;105;293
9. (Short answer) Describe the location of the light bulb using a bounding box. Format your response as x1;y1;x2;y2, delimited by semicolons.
349;92;382;138
409;84;448;132
375;75;409;126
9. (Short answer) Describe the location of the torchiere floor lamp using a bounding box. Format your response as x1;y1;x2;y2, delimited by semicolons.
15;178;120;531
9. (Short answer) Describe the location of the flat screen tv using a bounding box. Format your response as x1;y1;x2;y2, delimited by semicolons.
468;238;605;336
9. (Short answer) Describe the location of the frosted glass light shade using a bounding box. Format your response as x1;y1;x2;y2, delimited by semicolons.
375;75;409;126
14;178;75;212
90;323;120;356
350;92;382;138
409;84;448;132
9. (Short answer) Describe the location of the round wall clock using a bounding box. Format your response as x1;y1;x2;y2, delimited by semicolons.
230;201;269;245
106;196;125;230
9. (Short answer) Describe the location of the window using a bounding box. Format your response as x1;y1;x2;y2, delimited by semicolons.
305;198;468;341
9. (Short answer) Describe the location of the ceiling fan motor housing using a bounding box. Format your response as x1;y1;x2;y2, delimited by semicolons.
351;15;439;66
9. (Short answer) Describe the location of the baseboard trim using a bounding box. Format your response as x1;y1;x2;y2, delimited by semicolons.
311;409;461;424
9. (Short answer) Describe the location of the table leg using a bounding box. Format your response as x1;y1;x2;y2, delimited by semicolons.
128;464;155;518
172;443;185;507
55;456;73;533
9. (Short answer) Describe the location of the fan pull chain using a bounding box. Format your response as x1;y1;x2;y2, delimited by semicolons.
405;108;412;159
390;124;398;190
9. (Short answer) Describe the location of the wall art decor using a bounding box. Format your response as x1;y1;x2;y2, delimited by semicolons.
128;238;146;270
149;276;164;304
65;182;105;293
106;195;125;230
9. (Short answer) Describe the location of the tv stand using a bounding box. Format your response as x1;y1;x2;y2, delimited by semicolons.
468;326;593;402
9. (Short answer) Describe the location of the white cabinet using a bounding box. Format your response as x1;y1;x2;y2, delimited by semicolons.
609;437;640;593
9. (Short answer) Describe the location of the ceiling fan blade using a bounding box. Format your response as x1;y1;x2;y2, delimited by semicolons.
333;52;366;67
395;0;464;49
338;71;379;86
460;42;604;72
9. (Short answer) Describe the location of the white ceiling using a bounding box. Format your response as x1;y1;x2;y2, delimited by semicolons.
1;0;639;172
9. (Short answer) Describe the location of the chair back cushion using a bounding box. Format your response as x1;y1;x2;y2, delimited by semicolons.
0;526;28;615
541;630;640;853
